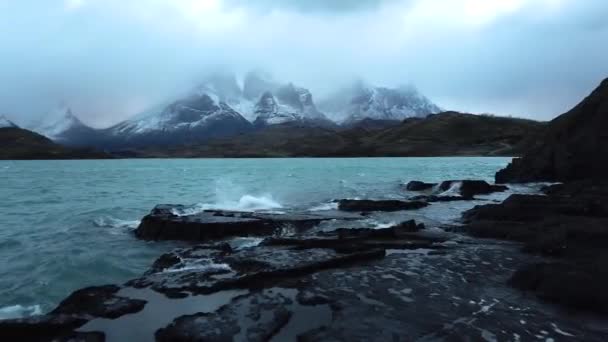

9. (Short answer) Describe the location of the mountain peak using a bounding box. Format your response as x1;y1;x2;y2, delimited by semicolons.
319;82;442;123
31;104;89;140
0;115;18;128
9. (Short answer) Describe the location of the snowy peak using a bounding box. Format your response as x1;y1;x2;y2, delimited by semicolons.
253;92;300;126
112;92;248;135
319;82;442;123
0;115;18;128
253;85;332;127
32;105;90;140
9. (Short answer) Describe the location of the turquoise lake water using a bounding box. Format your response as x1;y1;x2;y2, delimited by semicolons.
0;157;519;318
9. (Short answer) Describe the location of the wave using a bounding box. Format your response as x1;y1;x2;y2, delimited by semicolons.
438;181;462;197
162;258;232;274
93;216;141;230
229;237;264;250
0;304;42;320
308;202;338;212
172;194;284;216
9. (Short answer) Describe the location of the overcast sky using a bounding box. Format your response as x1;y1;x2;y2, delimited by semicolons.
0;0;607;127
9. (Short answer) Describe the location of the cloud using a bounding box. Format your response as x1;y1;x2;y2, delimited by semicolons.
223;0;402;14
0;0;606;127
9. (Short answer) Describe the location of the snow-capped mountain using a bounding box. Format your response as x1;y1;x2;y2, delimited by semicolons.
319;81;442;123
105;90;253;148
253;84;334;127
0;115;18;128
30;104;100;146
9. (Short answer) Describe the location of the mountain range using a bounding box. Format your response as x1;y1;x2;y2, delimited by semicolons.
0;116;109;160
19;71;443;150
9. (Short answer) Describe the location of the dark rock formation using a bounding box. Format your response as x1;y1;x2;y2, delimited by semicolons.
404;181;437;191
462;180;608;313
496;78;608;183
438;180;508;198
0;285;144;341
50;285;146;319
510;262;608;314
337;199;428;212
135;205;361;241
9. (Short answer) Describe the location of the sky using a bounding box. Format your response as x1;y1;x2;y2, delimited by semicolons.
0;0;607;127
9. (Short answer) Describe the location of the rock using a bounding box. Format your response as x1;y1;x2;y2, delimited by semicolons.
156;290;294;342
495;78;608;183
50;285;146;319
136;205;359;241
439;180;508;198
462;179;608;314
127;244;387;297
0;285;145;341
0;315;88;342
404;181;437;191
509;261;608;314
337;199;428;212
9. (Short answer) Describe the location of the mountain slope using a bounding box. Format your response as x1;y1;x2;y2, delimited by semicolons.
0;126;109;159
319;82;442;123
105;92;254;148
496;78;608;183
131;112;543;157
30;105;101;147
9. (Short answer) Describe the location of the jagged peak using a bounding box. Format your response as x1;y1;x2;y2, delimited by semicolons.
0;115;18;128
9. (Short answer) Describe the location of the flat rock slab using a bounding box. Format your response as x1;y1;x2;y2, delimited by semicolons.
136;204;363;241
337;199;429;212
127;244;386;298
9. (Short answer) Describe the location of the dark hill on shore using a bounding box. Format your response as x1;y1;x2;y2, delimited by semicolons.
129;112;543;158
496;78;608;183
0;127;110;160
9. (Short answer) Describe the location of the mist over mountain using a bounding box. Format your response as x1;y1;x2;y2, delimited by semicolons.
22;70;444;149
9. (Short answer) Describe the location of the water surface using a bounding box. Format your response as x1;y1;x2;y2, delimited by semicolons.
0;157;517;317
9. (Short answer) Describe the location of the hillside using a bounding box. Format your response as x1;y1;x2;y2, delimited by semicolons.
0;127;110;160
129;112;543;158
496;78;608;183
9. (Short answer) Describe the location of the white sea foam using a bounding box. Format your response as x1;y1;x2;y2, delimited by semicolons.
308;202;338;211
438;181;463;196
172;194;284;216
163;258;232;274
230;237;265;250
372;221;398;229
0;304;42;319
93;216;141;233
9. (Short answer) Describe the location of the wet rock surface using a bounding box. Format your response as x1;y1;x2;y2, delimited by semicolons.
337;199;429;212
438;180;508;198
404;180;437;191
0;285;143;342
463;180;608;314
136;205;362;241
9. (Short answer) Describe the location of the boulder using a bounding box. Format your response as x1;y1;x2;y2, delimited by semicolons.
404;181;437;191
439;180;508;198
337;199;428;212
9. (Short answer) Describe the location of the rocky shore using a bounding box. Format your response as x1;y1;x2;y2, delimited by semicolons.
3;177;608;341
